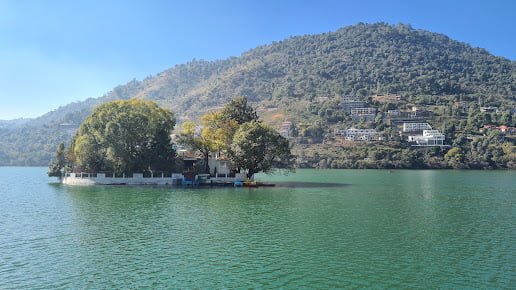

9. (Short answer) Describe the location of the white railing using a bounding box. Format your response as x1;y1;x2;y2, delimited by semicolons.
62;172;184;185
62;172;248;186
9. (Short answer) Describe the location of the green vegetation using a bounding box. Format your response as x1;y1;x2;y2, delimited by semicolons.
294;133;516;170
179;96;294;177
179;120;218;173
2;23;515;168
231;120;295;178
48;100;176;175
47;143;66;177
49;97;293;177
221;96;259;125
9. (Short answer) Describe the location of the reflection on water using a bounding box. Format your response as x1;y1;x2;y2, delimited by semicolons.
273;181;349;188
0;168;515;288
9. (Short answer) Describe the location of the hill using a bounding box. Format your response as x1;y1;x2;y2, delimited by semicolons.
1;22;514;166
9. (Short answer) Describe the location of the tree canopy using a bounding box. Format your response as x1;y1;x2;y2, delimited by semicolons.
178;120;217;173
67;100;176;173
221;96;259;125
47;143;66;177
229;121;294;178
178;96;294;177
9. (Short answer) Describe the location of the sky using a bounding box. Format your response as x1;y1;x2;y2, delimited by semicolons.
0;0;514;120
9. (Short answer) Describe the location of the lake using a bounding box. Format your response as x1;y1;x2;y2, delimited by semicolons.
0;167;514;288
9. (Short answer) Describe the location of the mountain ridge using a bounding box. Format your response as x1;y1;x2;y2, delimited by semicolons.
1;22;514;166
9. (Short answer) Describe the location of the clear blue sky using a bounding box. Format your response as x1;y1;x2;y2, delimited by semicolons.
0;0;514;120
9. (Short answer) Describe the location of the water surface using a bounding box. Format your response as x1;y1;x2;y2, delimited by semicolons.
0;168;514;288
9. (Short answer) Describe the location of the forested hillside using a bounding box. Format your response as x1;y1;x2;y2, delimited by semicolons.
1;23;514;166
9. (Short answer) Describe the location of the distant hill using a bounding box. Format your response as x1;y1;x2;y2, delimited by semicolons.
0;118;30;129
1;22;514;166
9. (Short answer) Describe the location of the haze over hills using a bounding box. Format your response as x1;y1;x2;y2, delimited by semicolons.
1;23;514;166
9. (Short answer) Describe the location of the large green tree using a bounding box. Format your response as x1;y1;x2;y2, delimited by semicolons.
70;100;176;173
200;111;239;153
178;120;217;173
221;96;259;125
230;121;295;178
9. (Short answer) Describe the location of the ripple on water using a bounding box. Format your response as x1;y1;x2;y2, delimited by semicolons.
0;168;515;288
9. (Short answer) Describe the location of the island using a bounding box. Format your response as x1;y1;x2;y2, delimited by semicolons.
48;97;294;186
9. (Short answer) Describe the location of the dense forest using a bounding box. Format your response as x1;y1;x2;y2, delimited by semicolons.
1;23;514;167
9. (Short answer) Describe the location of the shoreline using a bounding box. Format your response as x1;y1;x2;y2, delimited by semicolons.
1;165;514;170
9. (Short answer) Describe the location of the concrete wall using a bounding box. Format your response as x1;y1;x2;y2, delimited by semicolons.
208;159;230;176
62;173;184;186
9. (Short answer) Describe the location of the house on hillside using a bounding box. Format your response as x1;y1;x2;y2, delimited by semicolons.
334;128;382;141
278;121;293;138
408;130;445;146
500;125;516;134
402;122;432;133
481;125;516;135
372;94;401;103
341;96;365;114
386;110;401;116
480;106;498;113
351;107;376;120
407;106;434;118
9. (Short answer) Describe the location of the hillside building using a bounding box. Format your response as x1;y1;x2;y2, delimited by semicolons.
481;125;516;135
351;107;376;120
351;107;376;115
334;128;381;141
278;121;293;138
409;108;434;118
480;106;498;113
372;94;401;103
386;110;400;116
408;130;445;146
402;122;432;133
341;96;365;114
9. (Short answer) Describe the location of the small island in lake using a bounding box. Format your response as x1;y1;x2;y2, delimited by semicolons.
48;96;294;186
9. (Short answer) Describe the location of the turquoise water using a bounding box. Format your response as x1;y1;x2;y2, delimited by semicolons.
0;167;514;288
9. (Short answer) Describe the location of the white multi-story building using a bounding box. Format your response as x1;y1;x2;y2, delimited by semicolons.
408;130;445;146
278;121;293;138
480;106;498;113
341;96;365;114
387;110;400;116
335;128;380;141
351;107;376;115
402;122;432;133
333;128;347;137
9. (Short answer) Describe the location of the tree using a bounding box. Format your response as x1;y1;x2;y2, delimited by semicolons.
445;147;466;169
48;143;66;178
200;111;239;153
221;96;259;125
70;100;176;173
178;121;216;173
229;121;295;178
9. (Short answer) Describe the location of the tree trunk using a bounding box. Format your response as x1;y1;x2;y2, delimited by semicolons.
204;152;209;174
